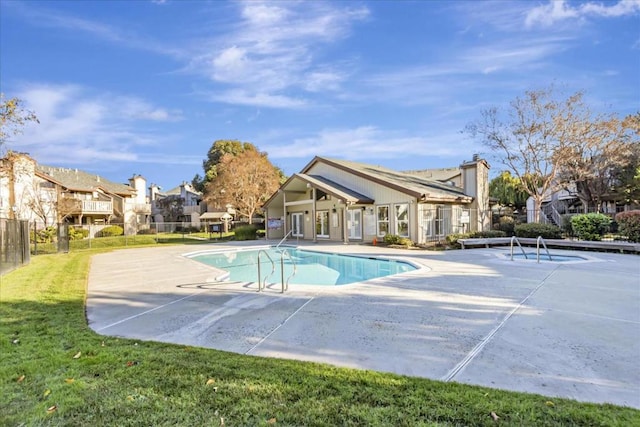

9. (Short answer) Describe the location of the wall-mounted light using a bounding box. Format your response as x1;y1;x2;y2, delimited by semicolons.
305;210;309;214
332;208;337;213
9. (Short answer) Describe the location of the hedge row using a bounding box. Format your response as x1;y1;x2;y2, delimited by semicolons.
616;210;640;243
445;230;507;248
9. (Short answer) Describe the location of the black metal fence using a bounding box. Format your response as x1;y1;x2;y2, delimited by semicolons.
27;221;266;255
0;218;31;275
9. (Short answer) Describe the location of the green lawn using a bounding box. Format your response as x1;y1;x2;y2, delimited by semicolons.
1;249;638;426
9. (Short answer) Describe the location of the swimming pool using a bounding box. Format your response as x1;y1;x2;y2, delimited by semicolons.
187;247;417;286
509;252;588;262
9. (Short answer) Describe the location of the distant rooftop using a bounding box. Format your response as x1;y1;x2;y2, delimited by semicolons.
37;165;135;196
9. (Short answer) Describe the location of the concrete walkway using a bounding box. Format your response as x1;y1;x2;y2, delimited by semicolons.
86;242;640;409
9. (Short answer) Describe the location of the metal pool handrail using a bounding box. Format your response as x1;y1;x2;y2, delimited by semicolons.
510;236;528;260
536;236;553;263
279;248;297;293
256;249;275;292
276;229;294;250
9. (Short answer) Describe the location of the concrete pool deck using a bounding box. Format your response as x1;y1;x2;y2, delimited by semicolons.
86;242;640;409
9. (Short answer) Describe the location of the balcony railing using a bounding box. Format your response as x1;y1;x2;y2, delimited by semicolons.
133;203;152;214
81;200;113;214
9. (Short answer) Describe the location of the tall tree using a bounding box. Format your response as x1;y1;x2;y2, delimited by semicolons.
467;87;604;222
0;94;38;150
1;95;38;219
204;149;281;224
192;140;257;192
556;112;638;212
489;171;530;210
611;113;640;205
155;196;185;222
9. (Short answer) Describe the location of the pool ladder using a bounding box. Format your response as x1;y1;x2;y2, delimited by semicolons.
510;236;553;263
256;248;297;293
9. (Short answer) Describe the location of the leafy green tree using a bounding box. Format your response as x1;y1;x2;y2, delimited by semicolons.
192;140;257;192
489;171;530;210
204;148;281;224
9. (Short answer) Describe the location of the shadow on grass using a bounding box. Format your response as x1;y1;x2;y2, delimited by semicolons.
4;297;639;426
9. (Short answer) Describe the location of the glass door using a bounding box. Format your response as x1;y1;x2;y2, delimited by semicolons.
316;211;329;237
291;212;303;237
348;209;362;239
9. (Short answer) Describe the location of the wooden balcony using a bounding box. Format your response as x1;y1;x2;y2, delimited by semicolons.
63;199;113;215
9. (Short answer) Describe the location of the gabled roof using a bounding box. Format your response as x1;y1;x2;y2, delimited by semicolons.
36;165;135;196
164;183;202;197
403;167;461;183
199;211;228;220
302;156;470;202
296;173;374;204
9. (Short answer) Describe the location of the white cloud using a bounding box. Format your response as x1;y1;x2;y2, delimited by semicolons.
358;34;570;109
209;90;307;109
192;0;369;107
304;70;346;92
525;0;640;28
241;2;290;26
7;1;182;58
263;126;468;161
7;83;179;165
117;97;183;122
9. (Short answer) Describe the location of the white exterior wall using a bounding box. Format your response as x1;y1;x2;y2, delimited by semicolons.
0;154;49;223
462;161;491;231
306;163;418;242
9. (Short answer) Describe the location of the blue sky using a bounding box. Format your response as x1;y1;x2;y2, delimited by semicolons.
1;0;639;190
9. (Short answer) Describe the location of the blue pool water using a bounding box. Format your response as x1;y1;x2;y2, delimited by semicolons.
188;247;416;285
510;252;587;262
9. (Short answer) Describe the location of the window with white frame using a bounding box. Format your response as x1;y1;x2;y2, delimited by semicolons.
394;203;409;237
315;210;329;237
376;205;389;236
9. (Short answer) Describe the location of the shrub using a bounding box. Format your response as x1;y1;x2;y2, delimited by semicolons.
570;213;611;241
616;210;640;242
473;230;507;238
495;216;516;236
445;233;468;247
445;230;507;248
561;215;574;237
383;234;414;247
96;225;124;238
234;225;258;241
514;223;562;239
30;226;57;243
69;227;89;240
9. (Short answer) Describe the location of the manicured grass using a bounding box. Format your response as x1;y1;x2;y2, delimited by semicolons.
1;250;639;426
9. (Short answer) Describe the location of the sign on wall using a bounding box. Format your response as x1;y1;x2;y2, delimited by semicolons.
267;218;283;229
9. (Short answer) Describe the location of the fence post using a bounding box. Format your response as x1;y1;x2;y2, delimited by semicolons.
33;221;37;255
